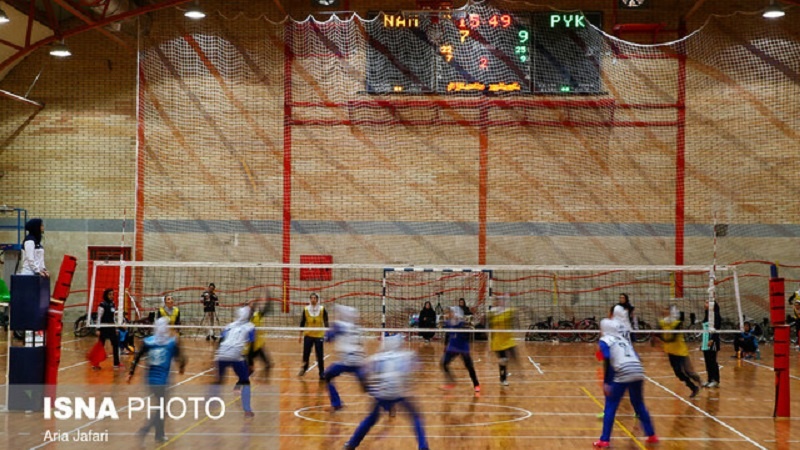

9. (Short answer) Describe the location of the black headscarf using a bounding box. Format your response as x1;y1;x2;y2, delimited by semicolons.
24;218;44;246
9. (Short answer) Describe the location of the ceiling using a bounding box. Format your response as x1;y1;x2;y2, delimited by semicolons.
0;0;797;92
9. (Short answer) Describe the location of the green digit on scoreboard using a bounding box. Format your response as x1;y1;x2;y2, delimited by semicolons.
518;29;529;44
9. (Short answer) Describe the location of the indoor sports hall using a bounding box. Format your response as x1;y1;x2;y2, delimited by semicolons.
1;1;799;449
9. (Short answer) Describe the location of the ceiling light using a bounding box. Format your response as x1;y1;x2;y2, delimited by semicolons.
50;40;72;58
184;2;205;19
763;1;786;18
0;8;10;24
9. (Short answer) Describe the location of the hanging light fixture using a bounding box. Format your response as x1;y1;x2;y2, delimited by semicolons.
184;1;206;19
0;7;10;24
763;0;786;18
49;40;72;58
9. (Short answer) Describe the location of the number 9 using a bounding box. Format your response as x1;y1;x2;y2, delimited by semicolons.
518;30;529;44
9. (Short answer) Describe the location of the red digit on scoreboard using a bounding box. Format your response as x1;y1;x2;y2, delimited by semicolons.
479;57;489;69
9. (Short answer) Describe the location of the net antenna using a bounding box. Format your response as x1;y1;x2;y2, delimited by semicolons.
707;213;718;332
115;208;126;326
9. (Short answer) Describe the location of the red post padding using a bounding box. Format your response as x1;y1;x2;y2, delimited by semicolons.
44;255;78;405
773;325;791;417
52;255;77;301
770;277;786;325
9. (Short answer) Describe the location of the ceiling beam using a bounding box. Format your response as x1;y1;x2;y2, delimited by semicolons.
51;0;132;51
0;88;44;108
0;0;193;73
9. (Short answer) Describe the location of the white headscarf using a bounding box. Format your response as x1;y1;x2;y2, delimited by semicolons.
235;306;251;324
600;318;622;338
152;317;171;346
336;305;358;324
306;294;321;317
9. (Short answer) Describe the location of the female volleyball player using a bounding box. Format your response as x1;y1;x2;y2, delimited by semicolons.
594;318;658;448
323;305;365;411
655;305;701;398
298;293;329;379
127;317;187;443
344;334;428;450
441;306;480;393
215;306;256;417
488;295;517;386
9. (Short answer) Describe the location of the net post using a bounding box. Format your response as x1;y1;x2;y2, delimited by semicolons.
732;267;744;331
87;261;99;326
769;271;790;417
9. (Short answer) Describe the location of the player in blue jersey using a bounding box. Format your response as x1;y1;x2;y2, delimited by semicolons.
594;318;658;448
214;306;256;418
441;306;480;392
323;305;366;411
127;317;187;443
343;334;428;450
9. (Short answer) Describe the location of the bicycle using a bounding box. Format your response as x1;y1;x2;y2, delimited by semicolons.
73;312;96;337
526;316;557;342
557;316;600;343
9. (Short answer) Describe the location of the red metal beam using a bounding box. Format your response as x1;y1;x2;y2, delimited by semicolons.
0;0;193;73
0;88;44;108
51;0;132;52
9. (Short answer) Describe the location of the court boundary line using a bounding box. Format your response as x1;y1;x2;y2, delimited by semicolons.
644;375;767;450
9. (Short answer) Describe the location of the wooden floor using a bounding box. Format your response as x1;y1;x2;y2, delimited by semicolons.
1;333;800;450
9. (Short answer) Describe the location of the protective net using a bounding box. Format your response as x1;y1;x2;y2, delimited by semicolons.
89;261;745;343
136;2;800;324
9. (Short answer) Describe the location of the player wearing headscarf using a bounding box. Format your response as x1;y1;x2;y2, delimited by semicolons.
441;306;480;393
488;295;517;386
323;305;366;411
343;334;428;450
594;318;658;448
128;317;187;443
214;306;256;417
298;293;329;379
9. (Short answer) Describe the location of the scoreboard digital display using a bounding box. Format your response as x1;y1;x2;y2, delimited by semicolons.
365;10;603;95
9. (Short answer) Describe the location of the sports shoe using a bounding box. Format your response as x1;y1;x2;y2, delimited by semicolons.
244;411;255;419
702;382;711;388
501;380;509;386
593;440;610;448
155;435;169;443
690;386;700;398
343;444;354;450
114;365;126;370
91;365;101;371
474;385;481;393
646;435;659;444
707;381;719;388
298;368;306;377
206;335;211;341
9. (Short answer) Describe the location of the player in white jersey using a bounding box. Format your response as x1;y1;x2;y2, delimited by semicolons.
594;318;658;448
323;305;366;410
213;306;256;418
343;334;428;450
610;304;633;343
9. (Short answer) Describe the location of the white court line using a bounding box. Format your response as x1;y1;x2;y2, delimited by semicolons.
527;356;544;374
743;359;800;381
58;361;88;371
645;375;767;450
301;354;331;374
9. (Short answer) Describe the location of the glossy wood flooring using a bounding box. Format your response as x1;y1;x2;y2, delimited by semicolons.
1;332;799;450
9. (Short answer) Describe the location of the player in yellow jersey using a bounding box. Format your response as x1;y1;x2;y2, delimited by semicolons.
654;305;701;398
247;299;273;376
298;293;329;379
488;295;518;386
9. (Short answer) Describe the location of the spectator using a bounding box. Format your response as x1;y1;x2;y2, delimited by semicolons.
418;301;437;343
733;321;759;359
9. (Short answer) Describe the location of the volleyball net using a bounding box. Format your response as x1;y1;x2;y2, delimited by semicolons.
87;261;745;341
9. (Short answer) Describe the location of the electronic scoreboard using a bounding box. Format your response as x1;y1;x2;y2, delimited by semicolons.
365;10;603;95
